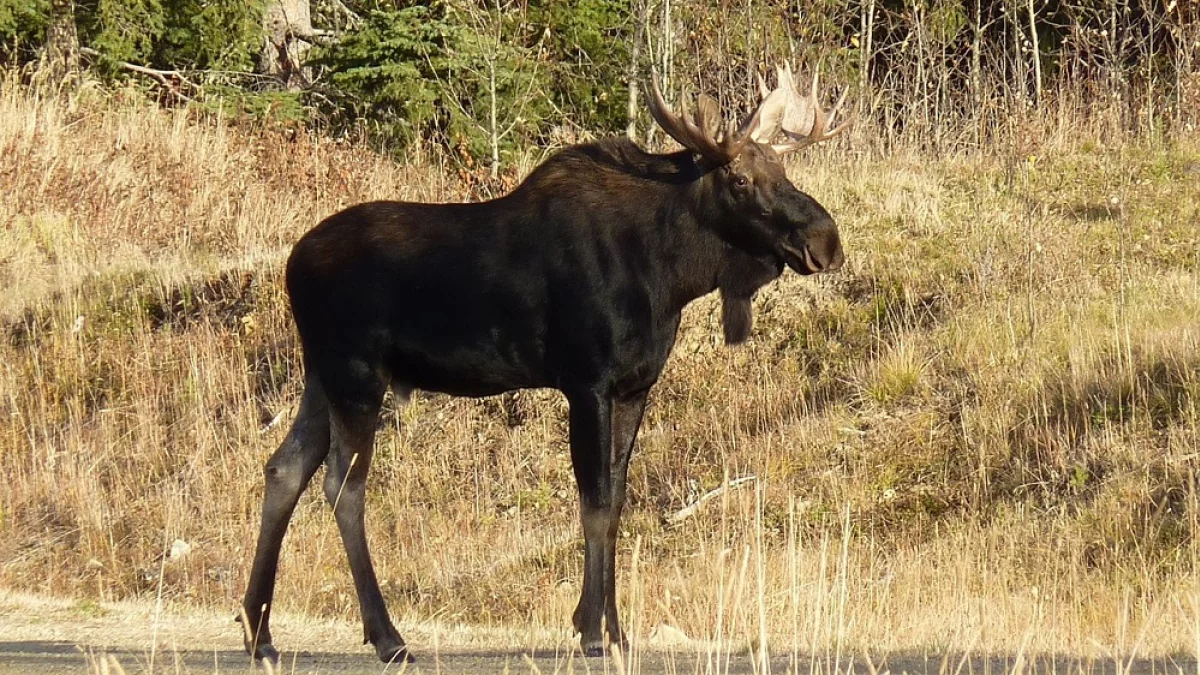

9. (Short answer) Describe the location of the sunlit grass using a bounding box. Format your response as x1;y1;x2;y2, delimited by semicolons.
0;74;1198;670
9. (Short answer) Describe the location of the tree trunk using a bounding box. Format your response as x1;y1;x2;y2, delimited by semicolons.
626;0;649;141
860;0;876;98
1010;1;1028;104
1027;0;1043;106
41;0;80;79
260;0;314;89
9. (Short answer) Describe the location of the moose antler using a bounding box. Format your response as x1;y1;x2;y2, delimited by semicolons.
646;71;763;165
752;63;853;154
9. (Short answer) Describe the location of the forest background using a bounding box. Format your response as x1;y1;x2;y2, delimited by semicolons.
6;0;1199;169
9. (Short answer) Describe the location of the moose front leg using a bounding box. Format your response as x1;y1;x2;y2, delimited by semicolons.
601;389;649;649
567;388;649;656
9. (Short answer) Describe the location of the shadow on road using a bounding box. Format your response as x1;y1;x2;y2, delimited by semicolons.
0;640;1195;675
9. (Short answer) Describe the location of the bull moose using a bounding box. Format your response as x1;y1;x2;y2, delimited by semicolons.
240;65;850;663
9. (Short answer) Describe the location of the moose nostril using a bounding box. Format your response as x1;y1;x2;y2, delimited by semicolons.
806;219;843;273
826;247;846;272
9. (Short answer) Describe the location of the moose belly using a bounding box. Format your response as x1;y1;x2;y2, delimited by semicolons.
384;316;551;398
386;347;549;398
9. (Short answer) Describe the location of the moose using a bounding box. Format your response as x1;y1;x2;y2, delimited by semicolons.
240;65;850;664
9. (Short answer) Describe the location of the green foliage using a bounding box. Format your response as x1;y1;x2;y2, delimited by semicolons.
311;5;471;145
82;0;162;64
0;0;48;57
312;0;631;156
157;0;263;70
201;87;307;124
528;0;630;133
927;0;967;44
40;0;262;70
447;3;554;158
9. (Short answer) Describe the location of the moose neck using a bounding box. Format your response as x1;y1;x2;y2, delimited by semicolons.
662;168;783;341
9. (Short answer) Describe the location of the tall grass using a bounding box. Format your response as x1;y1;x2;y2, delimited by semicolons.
0;71;1198;663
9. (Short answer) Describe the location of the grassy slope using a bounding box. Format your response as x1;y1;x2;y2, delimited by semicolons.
1;79;1199;657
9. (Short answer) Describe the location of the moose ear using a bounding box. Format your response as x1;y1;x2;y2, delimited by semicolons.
720;292;754;345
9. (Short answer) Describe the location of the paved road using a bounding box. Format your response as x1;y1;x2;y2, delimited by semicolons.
0;640;772;675
1;594;1195;675
1;640;1196;675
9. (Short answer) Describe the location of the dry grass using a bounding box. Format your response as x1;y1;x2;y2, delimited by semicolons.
1;72;1199;669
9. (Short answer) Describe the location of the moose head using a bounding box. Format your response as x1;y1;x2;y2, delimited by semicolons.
645;64;852;342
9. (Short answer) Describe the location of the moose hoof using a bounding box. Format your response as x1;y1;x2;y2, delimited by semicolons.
581;638;628;658
580;637;614;658
251;643;280;663
584;645;606;658
378;644;415;664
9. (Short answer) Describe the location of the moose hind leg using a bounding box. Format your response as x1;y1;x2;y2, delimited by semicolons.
241;376;331;662
323;397;412;664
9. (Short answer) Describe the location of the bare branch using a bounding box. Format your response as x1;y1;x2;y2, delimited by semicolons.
665;476;757;526
79;47;200;102
326;0;362;28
